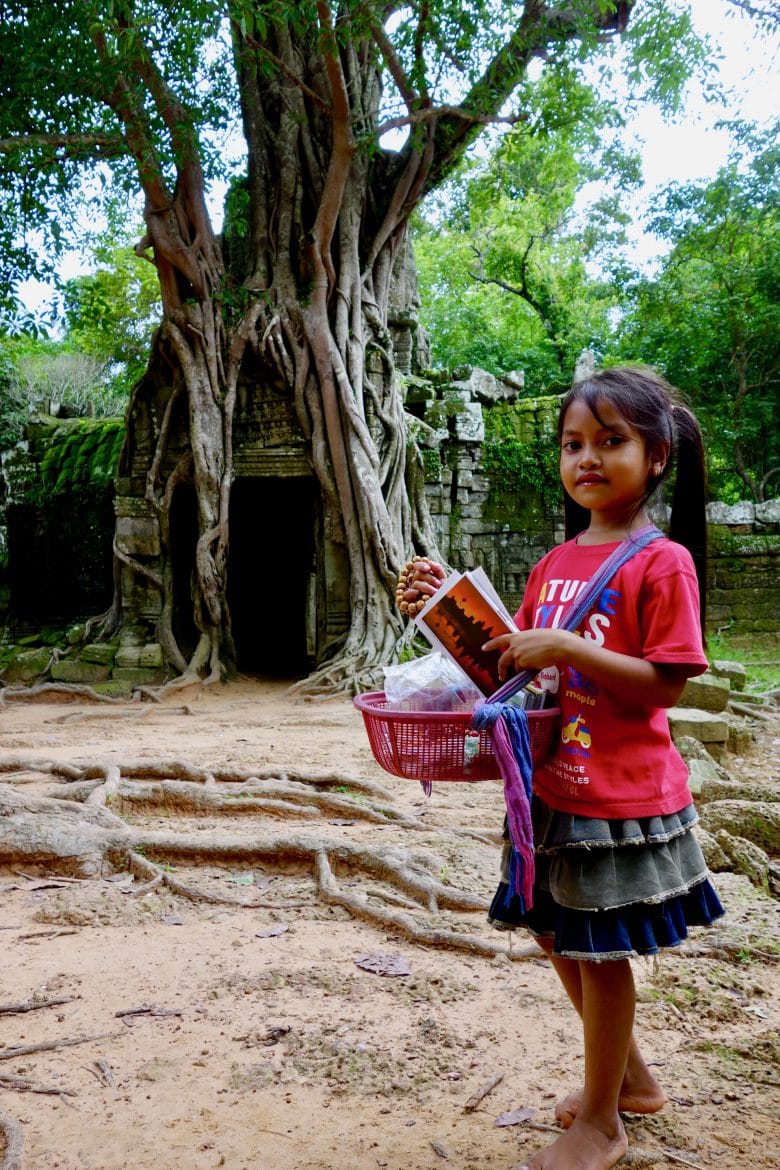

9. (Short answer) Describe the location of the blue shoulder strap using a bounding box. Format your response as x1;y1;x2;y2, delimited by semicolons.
486;524;664;704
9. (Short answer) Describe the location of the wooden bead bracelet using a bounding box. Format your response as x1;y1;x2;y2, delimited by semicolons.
396;556;429;616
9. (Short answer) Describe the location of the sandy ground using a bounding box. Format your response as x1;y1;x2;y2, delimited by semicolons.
0;679;778;1170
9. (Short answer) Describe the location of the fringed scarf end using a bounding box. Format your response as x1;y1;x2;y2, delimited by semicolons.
473;700;536;911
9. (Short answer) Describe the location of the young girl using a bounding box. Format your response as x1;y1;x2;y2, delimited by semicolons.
400;367;724;1170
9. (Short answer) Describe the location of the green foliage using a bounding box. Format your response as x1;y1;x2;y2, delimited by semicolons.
616;3;715;113
0;335;128;451
482;403;561;499
31;417;125;505
420;446;442;481
224;177;251;243
413;68;642;390
610;121;780;502
0;345;30;450
61;222;161;395
0;213;157;446
0;1;237;320
705;631;780;695
0;0;710;327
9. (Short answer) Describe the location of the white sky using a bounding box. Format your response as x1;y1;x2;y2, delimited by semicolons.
634;0;777;190
18;0;779;319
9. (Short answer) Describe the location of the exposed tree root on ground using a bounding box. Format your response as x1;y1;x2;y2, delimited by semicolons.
0;683;137;707
0;713;778;1170
0;679;206;708
0;745;777;960
0;1108;24;1170
0;757;511;960
46;706;192;725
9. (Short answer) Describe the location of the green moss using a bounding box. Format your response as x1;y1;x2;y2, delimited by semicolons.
29;418;125;505
709;527;777;557
421;447;442;481
448;501;462;545
479;403;560;529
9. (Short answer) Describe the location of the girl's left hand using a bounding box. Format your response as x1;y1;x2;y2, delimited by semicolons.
396;557;447;616
483;629;571;681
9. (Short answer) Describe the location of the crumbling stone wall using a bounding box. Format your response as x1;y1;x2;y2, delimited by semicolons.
1;373;778;666
409;371;562;616
0;415;123;630
706;500;780;637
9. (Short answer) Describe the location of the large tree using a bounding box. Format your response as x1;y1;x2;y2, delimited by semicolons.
0;1;703;690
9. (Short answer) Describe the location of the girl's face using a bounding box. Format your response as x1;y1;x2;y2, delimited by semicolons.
560;397;661;532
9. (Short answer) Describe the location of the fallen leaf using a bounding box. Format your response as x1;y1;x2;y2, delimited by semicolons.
255;925;289;938
160;915;184;926
353;952;412;977
495;1106;536;1127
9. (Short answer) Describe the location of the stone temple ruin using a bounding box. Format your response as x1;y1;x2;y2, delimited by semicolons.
2;354;779;694
0;242;778;692
0;235;569;688
0;354;560;688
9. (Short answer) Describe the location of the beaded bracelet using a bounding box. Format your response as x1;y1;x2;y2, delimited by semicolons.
395;555;429;616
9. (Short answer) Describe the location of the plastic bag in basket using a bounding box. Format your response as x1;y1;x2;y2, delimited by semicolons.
382;652;482;712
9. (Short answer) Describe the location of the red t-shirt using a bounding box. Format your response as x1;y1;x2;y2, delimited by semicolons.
516;536;708;819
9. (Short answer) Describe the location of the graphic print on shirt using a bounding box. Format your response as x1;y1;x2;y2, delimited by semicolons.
532;576;620;780
534;576;621;647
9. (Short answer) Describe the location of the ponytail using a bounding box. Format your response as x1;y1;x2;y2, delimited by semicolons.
668;403;708;632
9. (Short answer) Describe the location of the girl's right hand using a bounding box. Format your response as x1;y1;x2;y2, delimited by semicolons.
396;557;447;616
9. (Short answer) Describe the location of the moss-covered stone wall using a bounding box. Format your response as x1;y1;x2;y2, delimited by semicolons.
417;388;564;616
706;502;780;637
1;415;124;626
413;373;780;635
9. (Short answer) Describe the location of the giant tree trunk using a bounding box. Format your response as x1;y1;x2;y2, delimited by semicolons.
111;17;442;692
92;2;636;692
225;18;437;690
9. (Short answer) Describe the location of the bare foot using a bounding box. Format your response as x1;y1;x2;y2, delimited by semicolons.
519;1113;626;1170
555;1075;667;1129
520;1115;628;1170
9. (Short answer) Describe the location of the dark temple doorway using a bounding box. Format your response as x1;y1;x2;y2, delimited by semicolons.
170;482;199;661
227;476;316;675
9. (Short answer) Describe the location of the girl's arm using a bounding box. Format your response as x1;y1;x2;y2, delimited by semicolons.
483;628;693;709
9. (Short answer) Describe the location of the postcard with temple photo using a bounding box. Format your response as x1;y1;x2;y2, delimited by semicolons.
414;569;517;696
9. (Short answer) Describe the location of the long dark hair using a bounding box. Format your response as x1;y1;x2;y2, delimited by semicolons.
557;366;708;631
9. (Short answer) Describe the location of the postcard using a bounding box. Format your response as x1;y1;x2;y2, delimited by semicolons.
414;569;517;696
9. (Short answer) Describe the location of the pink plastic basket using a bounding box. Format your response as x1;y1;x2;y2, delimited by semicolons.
354;691;559;782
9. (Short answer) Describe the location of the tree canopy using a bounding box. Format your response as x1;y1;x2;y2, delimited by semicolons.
412;67;643;389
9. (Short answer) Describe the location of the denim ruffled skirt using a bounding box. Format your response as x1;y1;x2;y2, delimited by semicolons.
488;797;725;961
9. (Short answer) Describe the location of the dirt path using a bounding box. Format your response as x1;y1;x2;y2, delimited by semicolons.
0;680;778;1170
